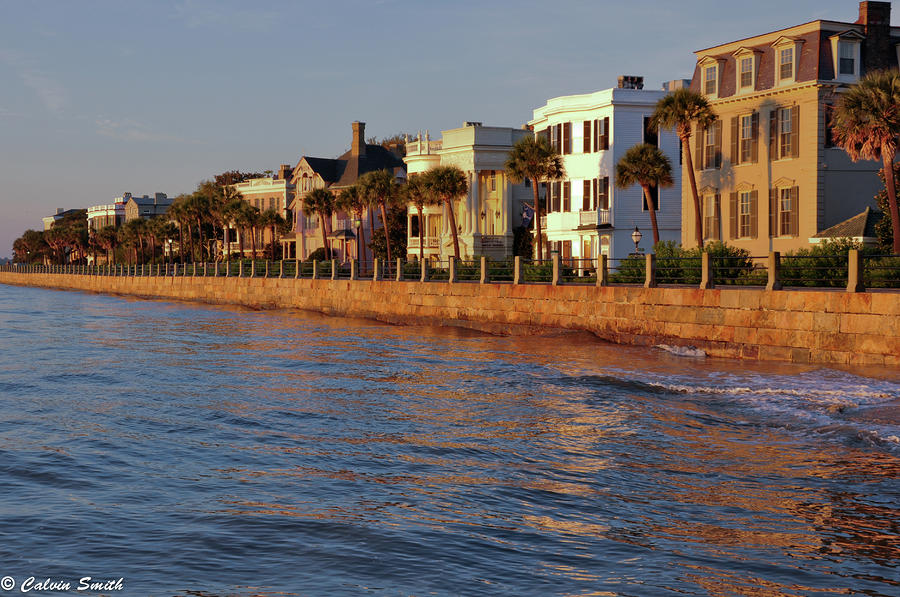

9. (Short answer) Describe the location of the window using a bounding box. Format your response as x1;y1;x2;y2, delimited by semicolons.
729;190;758;239
643;116;658;147
824;106;835;149
573;122;584;153
739;192;752;238
738;114;756;163
596;177;610;210
583;180;592;211
779;47;793;81
550;125;559;151
562;181;571;212
703;194;720;241
769;186;799;237
769;107;799;160
549;182;560;213
704;65;718;95
839;41;855;75
488;171;496;193
698;120;722;170
594;117;609;151
740;57;753;88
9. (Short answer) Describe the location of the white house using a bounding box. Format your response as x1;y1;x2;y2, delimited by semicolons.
403;122;532;261
528;76;683;263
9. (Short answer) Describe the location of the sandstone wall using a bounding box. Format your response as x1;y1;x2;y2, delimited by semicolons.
1;272;897;366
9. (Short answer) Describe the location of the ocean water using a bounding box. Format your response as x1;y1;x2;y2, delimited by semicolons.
0;283;898;596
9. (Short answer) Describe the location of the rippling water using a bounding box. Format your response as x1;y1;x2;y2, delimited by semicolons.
0;284;898;596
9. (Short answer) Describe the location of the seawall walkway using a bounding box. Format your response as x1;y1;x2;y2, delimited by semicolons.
1;263;897;366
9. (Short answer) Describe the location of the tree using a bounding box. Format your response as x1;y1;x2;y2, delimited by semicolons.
220;186;245;260
167;197;191;262
235;203;261;260
336;184;367;263
259;208;287;259
95;225;119;264
302;188;335;261
505;136;564;260
615;143;674;246
12;229;46;263
404;173;439;262
833;69;900;254
424;165;468;261
213;170;265;187
359;170;401;263
649;88;716;249
368;203;408;262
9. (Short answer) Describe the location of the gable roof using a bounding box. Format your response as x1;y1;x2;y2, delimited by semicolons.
294;144;405;189
813;207;882;239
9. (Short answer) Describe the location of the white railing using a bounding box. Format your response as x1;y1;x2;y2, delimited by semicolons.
578;209;611;227
409;236;441;248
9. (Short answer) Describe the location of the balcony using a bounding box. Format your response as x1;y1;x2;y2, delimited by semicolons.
408;236;441;249
406;139;443;156
579;209;611;227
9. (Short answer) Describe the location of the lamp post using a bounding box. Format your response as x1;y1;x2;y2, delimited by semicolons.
631;226;643;253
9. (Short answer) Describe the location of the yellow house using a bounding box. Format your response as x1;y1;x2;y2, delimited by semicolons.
229;164;295;258
684;1;899;254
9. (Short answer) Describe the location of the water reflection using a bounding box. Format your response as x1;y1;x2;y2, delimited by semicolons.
0;285;898;595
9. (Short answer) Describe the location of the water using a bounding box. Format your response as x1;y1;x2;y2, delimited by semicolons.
0;284;898;596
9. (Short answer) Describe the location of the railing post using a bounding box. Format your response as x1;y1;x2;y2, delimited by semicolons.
373;258;381;281
279;260;284;279
396;258;403;282
420;259;429;282
295;258;300;279
551;253;561;286
766;252;782;291
480;256;489;284
449;258;457;284
265;261;270;278
513;256;522;285
331;259;337;280
699;252;714;289
350;259;358;280
238;260;243;278
847;248;865;293
644;254;657;288
312;260;319;280
251;260;256;278
596;255;608;287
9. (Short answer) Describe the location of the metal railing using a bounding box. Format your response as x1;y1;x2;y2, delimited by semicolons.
4;250;898;293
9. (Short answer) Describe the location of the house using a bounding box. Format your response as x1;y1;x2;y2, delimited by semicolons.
403;123;532;261
124;193;173;221
42;208;83;231
528;76;683;262
87;193;133;231
229;165;295;258
810;207;882;246
289;121;405;261
684;1;898;254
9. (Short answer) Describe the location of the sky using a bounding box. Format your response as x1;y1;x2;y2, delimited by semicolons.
0;0;894;257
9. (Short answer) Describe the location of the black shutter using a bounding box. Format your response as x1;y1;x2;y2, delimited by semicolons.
750;190;758;238
731;116;740;164
769;110;778;159
713;194;721;241
769;188;777;236
695;125;704;171
601;117;610;150
583;121;591;153
729;192;738;239
790;186;799;235
751;112;759;163
714;120;723;169
791;105;799;158
583;180;591;211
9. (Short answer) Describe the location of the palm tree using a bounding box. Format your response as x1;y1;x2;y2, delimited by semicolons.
221;187;244;260
303;188;335;260
167;197;191;262
359;170;401;264
833;70;900;253
238;203;262;260
404;173;438;262
505;136;564;260
96;225;119;264
336;184;367;264
649;88;716;249
615;143;674;246
259;208;286;259
424;165;468;261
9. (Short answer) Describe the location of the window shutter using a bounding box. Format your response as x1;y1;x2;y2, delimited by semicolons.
769;188;777;236
769;111;778;159
583;180;591;211
791;105;799;158
729;192;738;239
695;125;704;171
713;194;721;241
714;121;722;168
602;117;610;150
750;190;758;238
583;121;591;153
731;116;740;164
751;112;759;163
556;124;562;151
563;181;571;212
602;177;610;210
592;178;598;210
563;122;571;154
593;120;598;152
790;186;799;235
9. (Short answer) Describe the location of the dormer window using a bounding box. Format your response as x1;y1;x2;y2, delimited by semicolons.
771;36;803;86
704;65;718;95
732;47;761;93
829;31;863;82
779;47;794;80
740;58;753;88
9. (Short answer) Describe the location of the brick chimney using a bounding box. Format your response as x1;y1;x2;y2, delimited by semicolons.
351;121;366;158
857;1;892;72
277;164;292;180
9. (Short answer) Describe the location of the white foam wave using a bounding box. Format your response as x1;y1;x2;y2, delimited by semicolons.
655;344;707;358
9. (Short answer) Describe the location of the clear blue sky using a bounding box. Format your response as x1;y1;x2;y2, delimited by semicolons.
0;0;891;257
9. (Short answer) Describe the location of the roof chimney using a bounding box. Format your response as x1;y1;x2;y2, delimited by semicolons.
617;75;644;89
352;121;366;158
857;1;892;71
277;164;292;180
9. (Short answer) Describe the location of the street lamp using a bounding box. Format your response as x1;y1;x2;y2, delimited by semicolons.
631;226;643;253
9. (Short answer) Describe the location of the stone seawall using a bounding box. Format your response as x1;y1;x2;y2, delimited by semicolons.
1;272;898;366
